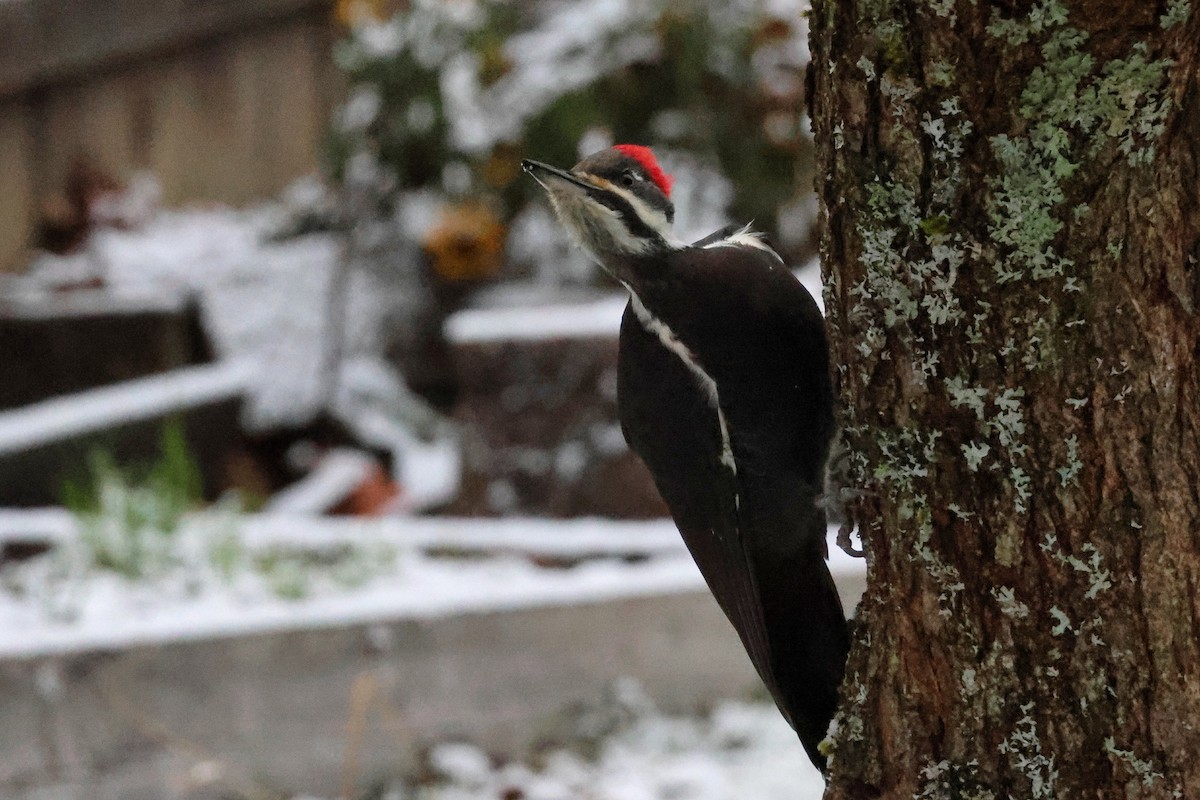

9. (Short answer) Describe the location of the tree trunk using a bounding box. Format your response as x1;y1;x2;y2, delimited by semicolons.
808;1;1200;796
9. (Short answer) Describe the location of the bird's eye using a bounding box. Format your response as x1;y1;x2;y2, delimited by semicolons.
621;171;637;187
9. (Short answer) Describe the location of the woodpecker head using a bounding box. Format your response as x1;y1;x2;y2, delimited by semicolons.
522;145;681;277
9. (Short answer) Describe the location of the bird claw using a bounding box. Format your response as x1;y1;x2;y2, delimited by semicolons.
818;432;872;559
836;519;866;559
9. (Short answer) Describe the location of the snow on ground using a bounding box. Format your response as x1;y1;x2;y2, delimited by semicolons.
283;677;827;800
285;691;826;800
343;683;826;800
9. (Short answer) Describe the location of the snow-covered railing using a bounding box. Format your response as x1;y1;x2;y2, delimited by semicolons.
239;514;689;558
263;449;380;515
444;294;628;344
0;510;865;657
0;506;73;544
0;285;189;317
0;514;707;658
0;359;254;455
0;509;688;558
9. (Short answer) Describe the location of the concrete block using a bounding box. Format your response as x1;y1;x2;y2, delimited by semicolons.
0;591;762;799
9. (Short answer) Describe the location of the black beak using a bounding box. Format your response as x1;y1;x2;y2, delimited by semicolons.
521;159;595;192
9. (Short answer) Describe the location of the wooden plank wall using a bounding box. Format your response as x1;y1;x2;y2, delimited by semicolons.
0;0;339;272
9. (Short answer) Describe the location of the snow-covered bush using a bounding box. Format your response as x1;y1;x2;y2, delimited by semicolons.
60;421;204;580
0;422;402;620
328;0;817;281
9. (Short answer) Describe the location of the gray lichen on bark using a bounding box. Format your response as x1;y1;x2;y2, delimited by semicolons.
810;0;1200;796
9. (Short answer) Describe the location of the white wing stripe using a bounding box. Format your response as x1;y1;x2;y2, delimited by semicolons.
623;285;740;510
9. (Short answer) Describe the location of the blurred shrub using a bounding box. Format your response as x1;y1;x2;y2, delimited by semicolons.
46;420;395;603
328;0;816;275
62;420;203;579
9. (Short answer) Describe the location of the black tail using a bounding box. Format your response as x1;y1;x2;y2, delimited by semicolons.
744;484;850;773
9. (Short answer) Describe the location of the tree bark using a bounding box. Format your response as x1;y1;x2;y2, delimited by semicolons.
809;1;1200;796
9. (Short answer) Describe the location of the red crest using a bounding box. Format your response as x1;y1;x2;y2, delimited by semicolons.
614;144;673;197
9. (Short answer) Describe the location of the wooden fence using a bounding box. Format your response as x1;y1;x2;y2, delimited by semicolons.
0;0;339;271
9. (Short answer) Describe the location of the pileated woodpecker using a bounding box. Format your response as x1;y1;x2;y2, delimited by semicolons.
524;145;848;772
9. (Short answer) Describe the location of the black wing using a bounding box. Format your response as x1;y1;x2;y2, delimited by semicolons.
618;240;847;769
618;303;777;696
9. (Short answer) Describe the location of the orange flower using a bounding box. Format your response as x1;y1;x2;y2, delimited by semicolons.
424;202;507;283
334;0;390;27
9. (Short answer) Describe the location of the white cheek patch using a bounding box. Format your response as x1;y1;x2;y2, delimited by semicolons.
547;182;653;257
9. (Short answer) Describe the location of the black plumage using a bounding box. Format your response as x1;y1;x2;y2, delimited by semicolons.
523;147;850;773
616;238;847;770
